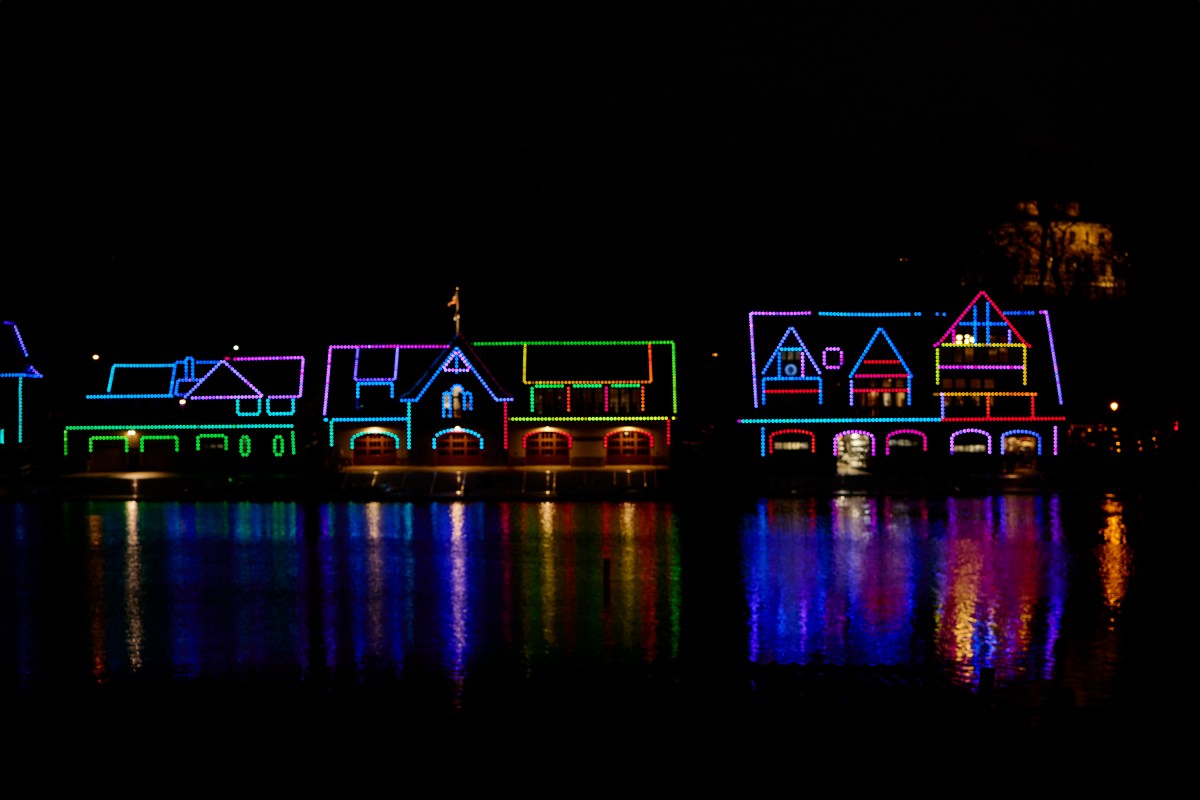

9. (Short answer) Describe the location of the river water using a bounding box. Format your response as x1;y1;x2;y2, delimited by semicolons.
1;488;1169;765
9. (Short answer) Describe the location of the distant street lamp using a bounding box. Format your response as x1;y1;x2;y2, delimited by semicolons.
1109;401;1119;413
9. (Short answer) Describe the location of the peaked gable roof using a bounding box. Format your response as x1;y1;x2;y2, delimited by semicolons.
935;291;1030;347
399;335;513;403
180;360;264;400
761;327;821;377
1;321;42;378
92;355;305;401
849;327;911;379
182;356;305;400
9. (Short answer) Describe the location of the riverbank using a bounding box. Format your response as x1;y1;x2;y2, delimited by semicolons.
3;457;1191;503
14;465;674;502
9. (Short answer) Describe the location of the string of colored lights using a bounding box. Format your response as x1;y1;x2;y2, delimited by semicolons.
742;291;1064;460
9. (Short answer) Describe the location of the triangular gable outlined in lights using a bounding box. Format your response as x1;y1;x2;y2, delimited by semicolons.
1;321;43;446
848;327;912;407
737;290;1065;465
401;338;514;405
934;290;1030;347
759;327;823;405
179;360;264;400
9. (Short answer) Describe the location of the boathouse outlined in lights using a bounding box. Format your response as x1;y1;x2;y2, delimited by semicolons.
736;290;1066;474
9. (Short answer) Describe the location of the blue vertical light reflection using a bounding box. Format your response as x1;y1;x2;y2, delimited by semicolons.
6;504;37;685
741;494;1069;690
832;495;917;665
314;500;421;681
447;502;469;704
167;502;202;678
226;501;303;677
25;498;683;698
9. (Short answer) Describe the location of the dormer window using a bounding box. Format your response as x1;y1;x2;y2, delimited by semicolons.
441;384;473;419
779;348;805;376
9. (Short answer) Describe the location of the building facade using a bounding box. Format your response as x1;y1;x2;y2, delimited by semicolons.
62;353;310;473
321;335;677;470
984;199;1128;301
736;290;1066;476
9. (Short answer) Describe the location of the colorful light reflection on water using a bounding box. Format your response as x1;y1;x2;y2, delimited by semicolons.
1;492;1144;714
739;493;1131;698
5;500;682;699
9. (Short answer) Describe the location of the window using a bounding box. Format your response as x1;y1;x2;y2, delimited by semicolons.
441;384;472;419
858;390;892;409
985;348;1013;364
946;346;975;363
534;386;567;414
608;387;640;414
571;386;604;415
947;394;983;411
780;349;803;374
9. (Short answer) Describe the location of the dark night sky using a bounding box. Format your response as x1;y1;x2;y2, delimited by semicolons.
3;4;1196;418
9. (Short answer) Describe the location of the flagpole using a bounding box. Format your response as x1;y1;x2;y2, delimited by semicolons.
448;286;461;336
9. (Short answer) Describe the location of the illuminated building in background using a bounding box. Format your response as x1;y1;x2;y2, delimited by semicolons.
0;321;43;450
978;199;1128;301
62;354;307;471
320;335;678;468
736;290;1065;474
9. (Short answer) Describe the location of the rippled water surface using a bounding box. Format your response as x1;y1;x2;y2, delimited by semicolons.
1;490;1163;754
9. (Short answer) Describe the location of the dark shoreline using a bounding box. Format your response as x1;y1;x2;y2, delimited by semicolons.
2;459;1193;503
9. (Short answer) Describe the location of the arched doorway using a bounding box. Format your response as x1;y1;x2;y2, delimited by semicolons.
352;432;401;466
834;431;875;475
435;429;483;466
768;429;816;458
606;430;651;465
1002;432;1040;473
87;437;131;472
525;430;570;466
139;436;181;470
